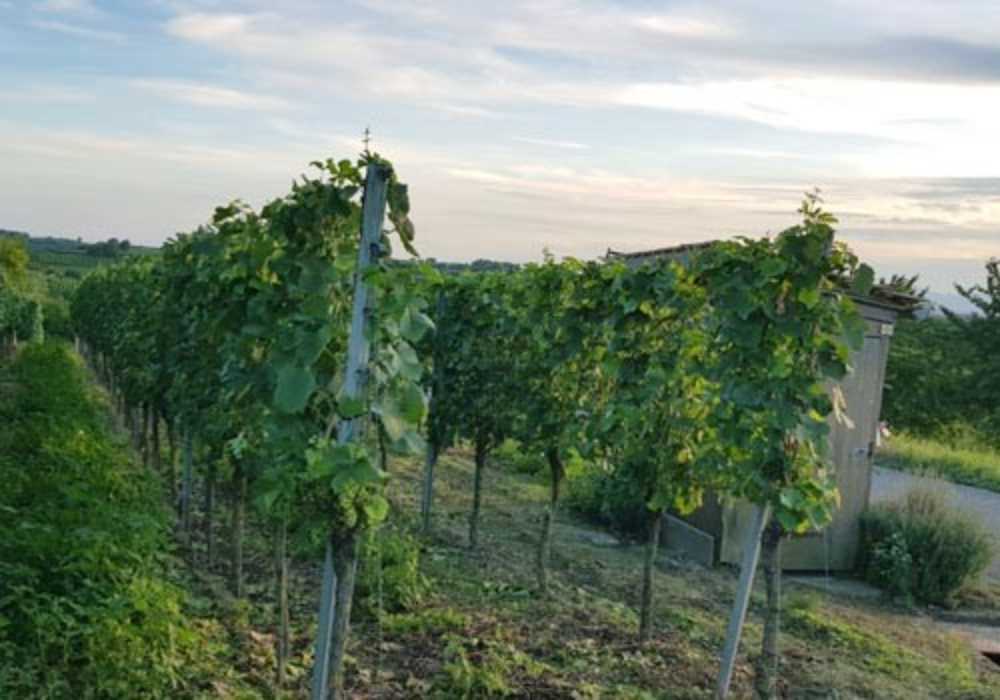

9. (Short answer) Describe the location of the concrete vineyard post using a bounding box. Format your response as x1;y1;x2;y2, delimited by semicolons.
717;503;771;699
310;161;390;700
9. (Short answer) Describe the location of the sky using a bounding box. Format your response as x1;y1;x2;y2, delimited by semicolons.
2;0;999;306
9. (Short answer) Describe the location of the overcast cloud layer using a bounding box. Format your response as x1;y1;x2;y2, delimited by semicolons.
1;0;998;305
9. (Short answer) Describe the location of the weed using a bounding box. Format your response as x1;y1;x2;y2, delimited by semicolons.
356;528;430;616
436;632;548;698
381;607;469;636
493;439;546;476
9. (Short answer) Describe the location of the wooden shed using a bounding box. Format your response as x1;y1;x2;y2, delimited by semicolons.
607;243;902;571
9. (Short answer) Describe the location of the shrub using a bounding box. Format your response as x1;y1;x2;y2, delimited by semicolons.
356;528;429;616
493;439;546;476
565;457;648;538
859;488;993;605
41;299;73;340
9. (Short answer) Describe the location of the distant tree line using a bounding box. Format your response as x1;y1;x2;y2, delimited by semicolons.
422;257;521;274
883;259;1000;446
84;238;132;258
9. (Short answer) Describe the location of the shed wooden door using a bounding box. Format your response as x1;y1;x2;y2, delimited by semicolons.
779;323;890;570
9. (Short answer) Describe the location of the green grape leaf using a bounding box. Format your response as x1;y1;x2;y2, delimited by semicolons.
296;325;334;365
851;263;875;296
337;394;367;419
398;306;435;343
273;364;316;414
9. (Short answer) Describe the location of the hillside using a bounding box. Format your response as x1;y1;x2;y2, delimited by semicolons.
139;430;1000;698
0;228;160;278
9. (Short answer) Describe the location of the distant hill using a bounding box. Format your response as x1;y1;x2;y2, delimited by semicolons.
924;290;977;317
0;229;160;278
2;228;526;280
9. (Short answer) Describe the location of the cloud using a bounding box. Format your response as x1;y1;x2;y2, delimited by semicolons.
30;19;124;42
634;15;731;38
156;5;1000;177
513;136;589;150
7;0;1000;294
0;119;349;242
167;10;528;98
0;84;94;103
616;77;1000;177
617;77;998;137
165;11;612;113
705;147;811;160
34;0;96;14
131;79;295;111
0;115;996;298
440;161;1000;252
432;103;502;119
165;12;256;42
900;178;1000;201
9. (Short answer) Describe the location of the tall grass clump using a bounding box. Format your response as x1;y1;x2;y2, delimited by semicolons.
564;456;648;538
879;432;1000;495
859;488;993;606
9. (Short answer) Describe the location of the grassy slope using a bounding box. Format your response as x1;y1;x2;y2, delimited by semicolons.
879;433;1000;494
0;344;264;699
196;449;1000;699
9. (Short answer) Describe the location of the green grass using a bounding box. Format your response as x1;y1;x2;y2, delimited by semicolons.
148;439;1000;698
302;449;1000;698
879;433;1000;494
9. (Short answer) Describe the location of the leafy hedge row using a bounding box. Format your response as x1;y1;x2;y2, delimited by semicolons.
0;343;204;698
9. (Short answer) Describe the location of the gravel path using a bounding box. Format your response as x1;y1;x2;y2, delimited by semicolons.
871;466;1000;582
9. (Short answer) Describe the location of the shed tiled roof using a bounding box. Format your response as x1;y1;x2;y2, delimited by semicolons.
605;240;718;261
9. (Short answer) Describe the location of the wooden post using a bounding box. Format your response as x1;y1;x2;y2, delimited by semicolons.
205;461;217;568
231;462;246;597
535;448;563;593
755;522;784;699
420;292;446;534
716;503;771;699
276;519;291;688
151;408;161;473
469;441;486;549
420;441;438;533
311;538;337;698
181;429;194;540
639;508;664;643
310;161;390;700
